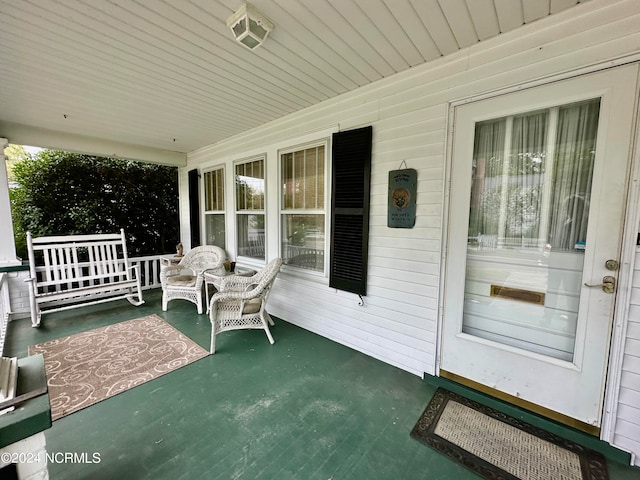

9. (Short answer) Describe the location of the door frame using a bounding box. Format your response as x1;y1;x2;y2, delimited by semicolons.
600;68;640;443
436;61;640;439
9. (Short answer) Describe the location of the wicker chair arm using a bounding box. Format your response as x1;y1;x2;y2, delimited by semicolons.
219;274;259;292
210;289;260;303
160;265;194;287
160;265;182;278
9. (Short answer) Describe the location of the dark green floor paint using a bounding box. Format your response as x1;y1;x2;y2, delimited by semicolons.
6;290;640;480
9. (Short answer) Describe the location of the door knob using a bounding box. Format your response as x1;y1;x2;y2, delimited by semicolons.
584;275;616;294
605;259;619;271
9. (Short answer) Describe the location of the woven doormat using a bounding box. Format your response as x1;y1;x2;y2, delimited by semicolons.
410;388;608;480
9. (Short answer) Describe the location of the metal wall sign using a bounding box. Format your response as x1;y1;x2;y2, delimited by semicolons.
388;168;417;228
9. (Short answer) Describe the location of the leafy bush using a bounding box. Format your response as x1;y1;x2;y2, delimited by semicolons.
10;150;179;258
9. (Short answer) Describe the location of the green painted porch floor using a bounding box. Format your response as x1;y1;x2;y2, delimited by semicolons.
6;289;640;480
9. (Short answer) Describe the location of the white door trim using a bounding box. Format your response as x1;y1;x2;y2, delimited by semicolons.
600;69;640;443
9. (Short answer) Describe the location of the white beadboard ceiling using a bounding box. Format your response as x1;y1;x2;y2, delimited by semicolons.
0;0;590;163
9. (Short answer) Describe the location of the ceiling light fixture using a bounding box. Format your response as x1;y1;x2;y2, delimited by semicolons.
226;2;273;50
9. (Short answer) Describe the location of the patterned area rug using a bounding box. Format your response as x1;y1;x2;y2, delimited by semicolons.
29;314;209;421
410;388;608;480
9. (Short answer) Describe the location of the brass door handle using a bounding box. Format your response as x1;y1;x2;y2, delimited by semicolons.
584;276;616;294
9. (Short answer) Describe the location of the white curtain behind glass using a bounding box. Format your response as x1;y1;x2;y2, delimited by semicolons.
468;119;505;246
508;111;547;247
468;99;600;251
547;100;600;251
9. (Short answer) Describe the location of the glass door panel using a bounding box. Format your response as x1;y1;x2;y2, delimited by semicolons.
463;99;601;361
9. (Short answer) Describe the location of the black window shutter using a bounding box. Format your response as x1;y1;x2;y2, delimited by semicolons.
330;126;372;296
188;169;201;248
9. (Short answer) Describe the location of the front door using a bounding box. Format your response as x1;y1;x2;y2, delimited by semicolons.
440;65;639;429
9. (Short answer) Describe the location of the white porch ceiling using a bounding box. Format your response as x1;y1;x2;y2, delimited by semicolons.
0;0;591;163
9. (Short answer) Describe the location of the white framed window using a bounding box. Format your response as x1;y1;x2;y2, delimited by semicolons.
235;156;265;260
203;167;226;249
280;141;327;273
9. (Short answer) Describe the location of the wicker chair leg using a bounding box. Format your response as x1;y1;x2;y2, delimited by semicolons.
162;292;168;312
210;330;217;354
263;311;275;327
264;325;275;345
261;311;275;344
209;308;217;354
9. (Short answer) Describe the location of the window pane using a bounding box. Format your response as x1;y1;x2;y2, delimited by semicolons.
282;214;325;272
547;100;600;251
468;100;599;252
280;143;326;273
204;169;224;211
236;159;264;211
469;111;547;249
237;214;265;260
205;214;225;249
315;146;325;207
303;146;324;209
281;146;325;212
282;153;294;209
294;150;305;207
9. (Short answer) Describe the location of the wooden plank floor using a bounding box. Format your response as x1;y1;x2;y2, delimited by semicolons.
6;289;640;480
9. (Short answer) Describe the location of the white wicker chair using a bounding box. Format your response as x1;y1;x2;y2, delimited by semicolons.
161;246;227;314
209;258;283;353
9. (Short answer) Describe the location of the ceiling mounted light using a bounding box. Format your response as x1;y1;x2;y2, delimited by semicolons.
226;2;274;50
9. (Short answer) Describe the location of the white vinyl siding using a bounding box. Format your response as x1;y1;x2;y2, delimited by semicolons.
615;249;640;465
186;0;640;463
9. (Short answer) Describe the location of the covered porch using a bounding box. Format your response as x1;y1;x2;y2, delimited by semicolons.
5;290;640;480
2;0;640;474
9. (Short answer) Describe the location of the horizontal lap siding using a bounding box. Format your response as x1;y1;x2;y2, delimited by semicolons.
187;0;640;457
621;251;640;464
271;105;445;377
271;275;436;375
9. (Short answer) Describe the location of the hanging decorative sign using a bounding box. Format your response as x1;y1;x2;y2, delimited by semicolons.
388;168;417;228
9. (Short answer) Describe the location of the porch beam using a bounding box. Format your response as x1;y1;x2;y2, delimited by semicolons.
0;122;187;167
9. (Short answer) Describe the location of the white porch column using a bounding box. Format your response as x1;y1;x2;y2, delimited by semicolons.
0;138;20;266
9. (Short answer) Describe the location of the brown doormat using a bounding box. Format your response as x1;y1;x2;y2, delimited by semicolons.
410;388;608;480
29;314;209;421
